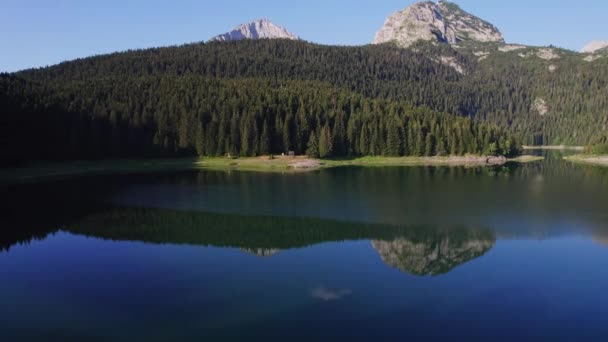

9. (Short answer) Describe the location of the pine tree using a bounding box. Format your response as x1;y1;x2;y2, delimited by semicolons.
229;114;240;156
369;126;379;156
385;120;402;156
425;133;434;156
436;136;447;156
319;124;333;158
216;118;227;156
240;120;251;157
414;128;424;156
251;123;259;157
359;126;368;155
205;121;218;156
485;142;498;156
333;112;346;155
195;120;204;156
306;130;319;158
283;114;293;153
178;115;189;149
259;120;270;155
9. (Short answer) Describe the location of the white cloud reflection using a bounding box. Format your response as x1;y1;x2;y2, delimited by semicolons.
310;286;352;301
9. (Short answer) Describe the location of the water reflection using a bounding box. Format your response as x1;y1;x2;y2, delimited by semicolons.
310;286;353;301
2;153;608;340
3;153;608;276
372;228;495;276
2;204;496;276
107;157;608;232
240;248;281;257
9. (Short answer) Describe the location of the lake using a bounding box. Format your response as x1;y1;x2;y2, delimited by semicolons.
2;152;608;341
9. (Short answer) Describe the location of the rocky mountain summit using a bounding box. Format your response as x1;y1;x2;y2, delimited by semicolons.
210;18;300;42
581;41;608;54
373;0;504;48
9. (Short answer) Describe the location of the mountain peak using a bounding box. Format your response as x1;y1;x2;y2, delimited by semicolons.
581;41;608;54
373;1;504;48
210;19;300;42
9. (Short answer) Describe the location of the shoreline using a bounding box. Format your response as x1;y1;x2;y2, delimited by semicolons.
523;145;584;151
317;155;543;169
0;155;544;185
564;154;608;167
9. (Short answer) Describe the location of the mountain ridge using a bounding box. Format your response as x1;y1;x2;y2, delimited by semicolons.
373;0;504;48
209;18;300;42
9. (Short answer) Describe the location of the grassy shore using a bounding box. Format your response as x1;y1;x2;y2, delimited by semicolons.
523;145;584;151
505;155;546;163
0;155;544;185
320;155;543;168
564;154;608;167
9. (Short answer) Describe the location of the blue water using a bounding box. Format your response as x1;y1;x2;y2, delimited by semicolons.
2;154;608;341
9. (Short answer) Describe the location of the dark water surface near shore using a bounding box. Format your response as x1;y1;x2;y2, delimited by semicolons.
2;152;608;341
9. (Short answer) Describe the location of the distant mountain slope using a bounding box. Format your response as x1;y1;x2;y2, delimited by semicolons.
374;1;504;47
210;19;300;42
581;41;608;54
16;39;608;147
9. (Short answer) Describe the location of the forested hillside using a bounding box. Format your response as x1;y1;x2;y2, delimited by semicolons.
0;73;519;165
2;39;607;165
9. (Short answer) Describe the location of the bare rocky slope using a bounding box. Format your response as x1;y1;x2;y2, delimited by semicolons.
210;18;300;42
373;0;504;48
581;41;608;54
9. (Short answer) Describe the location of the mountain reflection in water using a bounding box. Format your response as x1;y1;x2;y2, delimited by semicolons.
2;205;495;276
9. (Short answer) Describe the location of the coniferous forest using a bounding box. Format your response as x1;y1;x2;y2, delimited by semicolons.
2;39;607;165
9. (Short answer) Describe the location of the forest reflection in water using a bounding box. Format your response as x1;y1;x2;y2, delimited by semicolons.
3;154;608;340
3;153;608;276
3;205;495;277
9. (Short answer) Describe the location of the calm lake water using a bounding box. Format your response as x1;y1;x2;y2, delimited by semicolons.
2;152;608;341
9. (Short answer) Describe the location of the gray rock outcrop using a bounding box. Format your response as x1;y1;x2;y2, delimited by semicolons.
210;19;300;42
373;1;504;48
581;41;608;54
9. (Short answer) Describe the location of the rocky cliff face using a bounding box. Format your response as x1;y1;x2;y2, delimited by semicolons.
373;1;504;48
581;41;608;54
210;19;300;42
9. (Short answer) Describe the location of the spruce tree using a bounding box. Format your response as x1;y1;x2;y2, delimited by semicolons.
283;115;292;153
306;131;319;158
425;133;434;156
319;124;333;158
385;121;402;156
260;120;270;156
359;126;368;155
333;112;346;155
195;121;204;156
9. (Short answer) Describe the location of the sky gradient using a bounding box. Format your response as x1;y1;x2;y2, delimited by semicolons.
2;0;607;72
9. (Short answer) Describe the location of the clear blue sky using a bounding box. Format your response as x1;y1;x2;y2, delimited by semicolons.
2;0;607;72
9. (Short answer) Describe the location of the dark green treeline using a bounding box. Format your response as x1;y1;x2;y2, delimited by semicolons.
0;74;519;165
